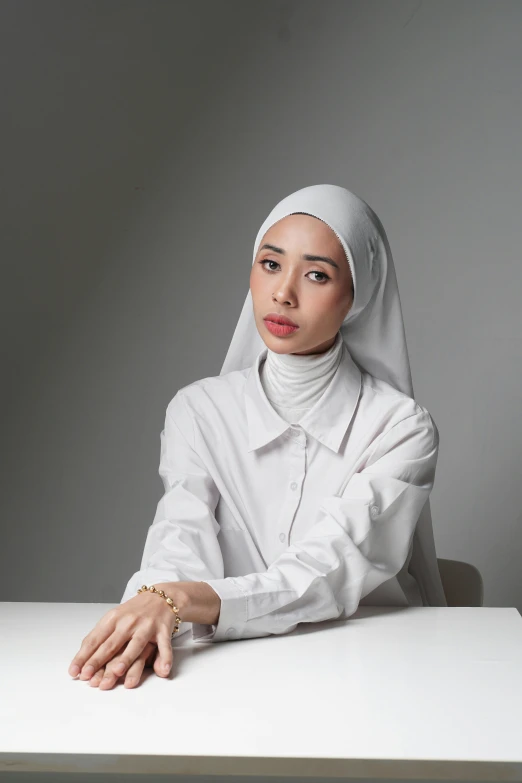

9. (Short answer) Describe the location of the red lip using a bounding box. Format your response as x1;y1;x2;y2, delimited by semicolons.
264;313;299;327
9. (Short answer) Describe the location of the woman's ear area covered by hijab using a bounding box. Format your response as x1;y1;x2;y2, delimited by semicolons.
249;213;355;356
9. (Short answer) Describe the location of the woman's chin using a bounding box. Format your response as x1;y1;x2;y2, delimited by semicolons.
264;335;312;355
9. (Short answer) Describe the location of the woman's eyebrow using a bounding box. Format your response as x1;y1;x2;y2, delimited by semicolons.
259;243;340;270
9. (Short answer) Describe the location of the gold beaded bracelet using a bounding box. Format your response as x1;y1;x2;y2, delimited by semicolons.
137;584;182;639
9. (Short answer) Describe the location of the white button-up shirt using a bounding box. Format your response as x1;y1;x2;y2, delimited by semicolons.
121;343;439;643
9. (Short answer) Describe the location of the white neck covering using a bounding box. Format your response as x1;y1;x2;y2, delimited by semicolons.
260;330;343;424
219;184;447;607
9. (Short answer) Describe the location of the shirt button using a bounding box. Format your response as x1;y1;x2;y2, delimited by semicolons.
279;532;286;542
290;481;297;490
370;504;379;517
225;627;237;638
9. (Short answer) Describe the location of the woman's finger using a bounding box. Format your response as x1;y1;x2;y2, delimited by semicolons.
68;609;118;678
88;666;106;688
123;643;156;689
154;630;173;678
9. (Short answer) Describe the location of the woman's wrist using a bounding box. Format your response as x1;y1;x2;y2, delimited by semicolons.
136;581;221;626
137;583;186;628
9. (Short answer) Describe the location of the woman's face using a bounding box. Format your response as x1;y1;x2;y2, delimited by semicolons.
250;214;354;355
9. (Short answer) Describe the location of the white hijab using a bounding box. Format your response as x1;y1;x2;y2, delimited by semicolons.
220;184;447;607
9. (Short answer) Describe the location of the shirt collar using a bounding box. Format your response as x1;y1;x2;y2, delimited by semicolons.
244;340;362;453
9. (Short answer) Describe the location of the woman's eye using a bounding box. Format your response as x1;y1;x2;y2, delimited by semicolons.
308;271;329;282
258;260;329;282
260;260;279;272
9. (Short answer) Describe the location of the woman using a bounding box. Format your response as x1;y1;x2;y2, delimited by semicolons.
68;184;447;690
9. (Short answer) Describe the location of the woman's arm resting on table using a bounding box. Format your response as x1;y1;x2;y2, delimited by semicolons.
198;408;439;643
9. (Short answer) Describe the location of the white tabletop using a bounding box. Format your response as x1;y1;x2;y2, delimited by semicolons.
1;602;521;781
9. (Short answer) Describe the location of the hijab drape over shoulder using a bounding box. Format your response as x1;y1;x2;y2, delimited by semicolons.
220;184;447;607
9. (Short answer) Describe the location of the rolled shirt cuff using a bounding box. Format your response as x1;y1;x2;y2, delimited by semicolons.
192;577;248;642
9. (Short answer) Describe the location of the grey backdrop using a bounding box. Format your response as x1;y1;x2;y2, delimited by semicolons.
1;0;521;611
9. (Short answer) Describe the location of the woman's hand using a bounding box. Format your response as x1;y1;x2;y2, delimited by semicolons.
68;587;185;690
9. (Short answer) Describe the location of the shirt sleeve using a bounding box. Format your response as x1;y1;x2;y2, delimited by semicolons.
120;390;225;641
198;407;439;643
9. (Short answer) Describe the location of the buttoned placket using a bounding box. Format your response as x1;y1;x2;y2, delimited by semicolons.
277;425;307;548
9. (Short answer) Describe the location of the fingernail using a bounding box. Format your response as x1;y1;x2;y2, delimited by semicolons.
70;664;80;676
115;662;125;674
163;664;170;673
83;665;94;677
